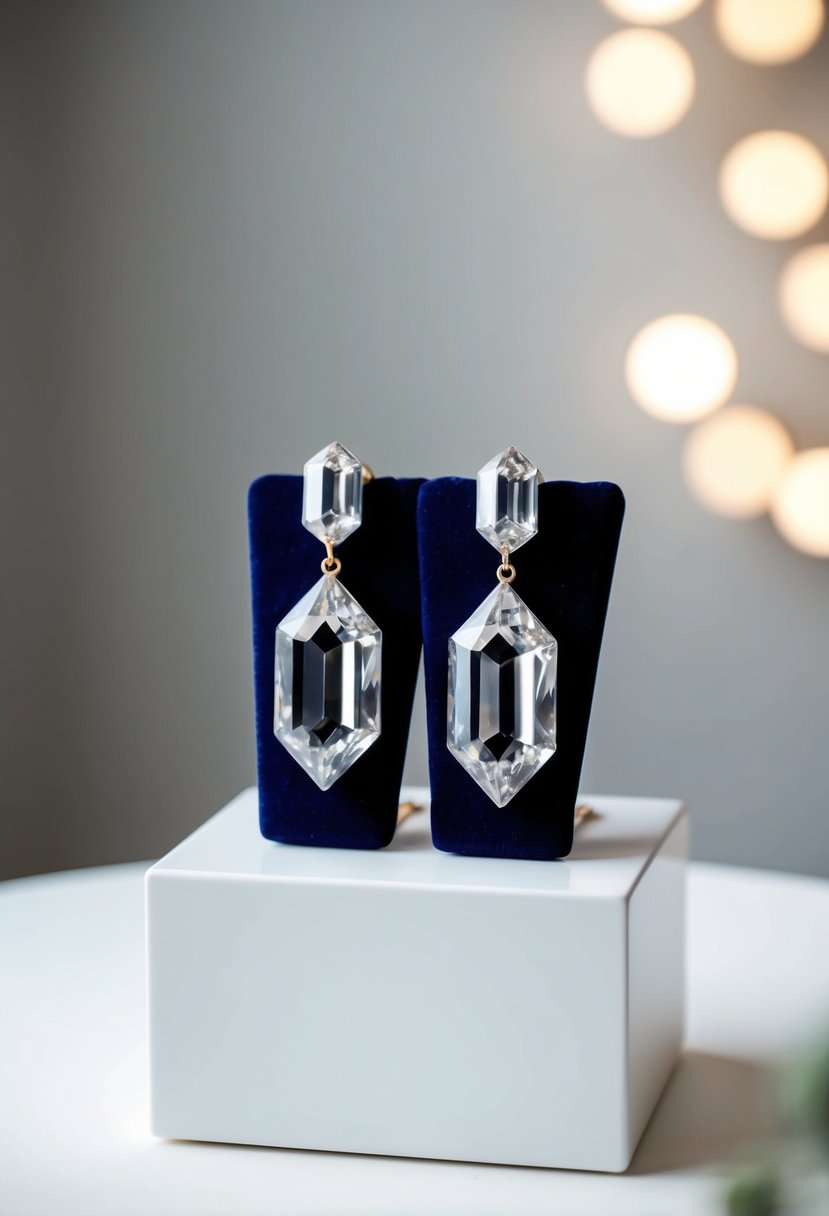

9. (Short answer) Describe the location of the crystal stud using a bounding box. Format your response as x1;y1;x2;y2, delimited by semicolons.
476;446;539;553
302;441;363;546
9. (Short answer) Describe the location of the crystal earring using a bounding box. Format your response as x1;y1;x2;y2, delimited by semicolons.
274;442;382;790
447;448;558;807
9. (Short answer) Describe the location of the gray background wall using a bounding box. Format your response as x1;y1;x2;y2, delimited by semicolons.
2;0;827;881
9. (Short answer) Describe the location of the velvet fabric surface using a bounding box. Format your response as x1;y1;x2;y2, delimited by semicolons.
249;475;424;849
419;478;625;861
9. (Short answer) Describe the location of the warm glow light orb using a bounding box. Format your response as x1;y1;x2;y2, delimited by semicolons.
771;448;829;557
602;0;704;23
625;314;738;422
682;405;794;518
715;0;825;64
585;29;695;138
719;131;829;240
779;244;829;352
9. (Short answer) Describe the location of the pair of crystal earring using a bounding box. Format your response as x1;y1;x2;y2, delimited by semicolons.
275;442;557;809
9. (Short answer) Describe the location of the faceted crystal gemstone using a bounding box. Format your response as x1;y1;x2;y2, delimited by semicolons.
448;583;557;808
275;573;381;790
302;442;363;545
476;446;539;553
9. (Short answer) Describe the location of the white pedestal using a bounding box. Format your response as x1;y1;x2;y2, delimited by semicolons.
146;787;686;1172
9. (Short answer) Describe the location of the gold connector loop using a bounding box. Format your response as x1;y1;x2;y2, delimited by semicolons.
497;543;516;585
321;539;342;576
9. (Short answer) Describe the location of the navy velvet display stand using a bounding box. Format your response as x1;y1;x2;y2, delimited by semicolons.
419;478;625;861
249;475;424;850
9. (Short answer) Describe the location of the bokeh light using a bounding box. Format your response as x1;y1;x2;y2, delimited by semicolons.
719;131;829;240
625;314;738;422
779;244;829;352
602;0;704;23
771;448;829;557
682;405;794;518
585;29;695;138
714;0;825;64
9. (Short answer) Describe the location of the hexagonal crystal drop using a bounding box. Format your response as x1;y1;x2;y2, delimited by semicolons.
275;573;381;790
476;446;539;553
448;583;557;807
302;442;363;545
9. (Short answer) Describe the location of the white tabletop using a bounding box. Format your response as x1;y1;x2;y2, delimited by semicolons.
155;787;685;896
3;859;829;1216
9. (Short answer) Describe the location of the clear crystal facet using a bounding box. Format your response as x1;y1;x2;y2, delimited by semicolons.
302;442;363;545
448;583;557;807
275;573;381;790
476;446;539;553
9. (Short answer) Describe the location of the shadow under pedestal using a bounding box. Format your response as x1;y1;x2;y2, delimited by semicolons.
629;1051;778;1175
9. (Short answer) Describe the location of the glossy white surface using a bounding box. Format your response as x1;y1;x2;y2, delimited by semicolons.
153;786;684;895
4;852;829;1213
146;787;686;1172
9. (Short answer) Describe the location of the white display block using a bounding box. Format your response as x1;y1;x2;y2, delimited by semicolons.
146;786;686;1172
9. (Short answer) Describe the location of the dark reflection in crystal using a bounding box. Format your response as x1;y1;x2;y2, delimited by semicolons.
276;575;381;790
448;584;556;807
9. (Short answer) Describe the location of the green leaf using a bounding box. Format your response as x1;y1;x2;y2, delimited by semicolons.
725;1167;779;1216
